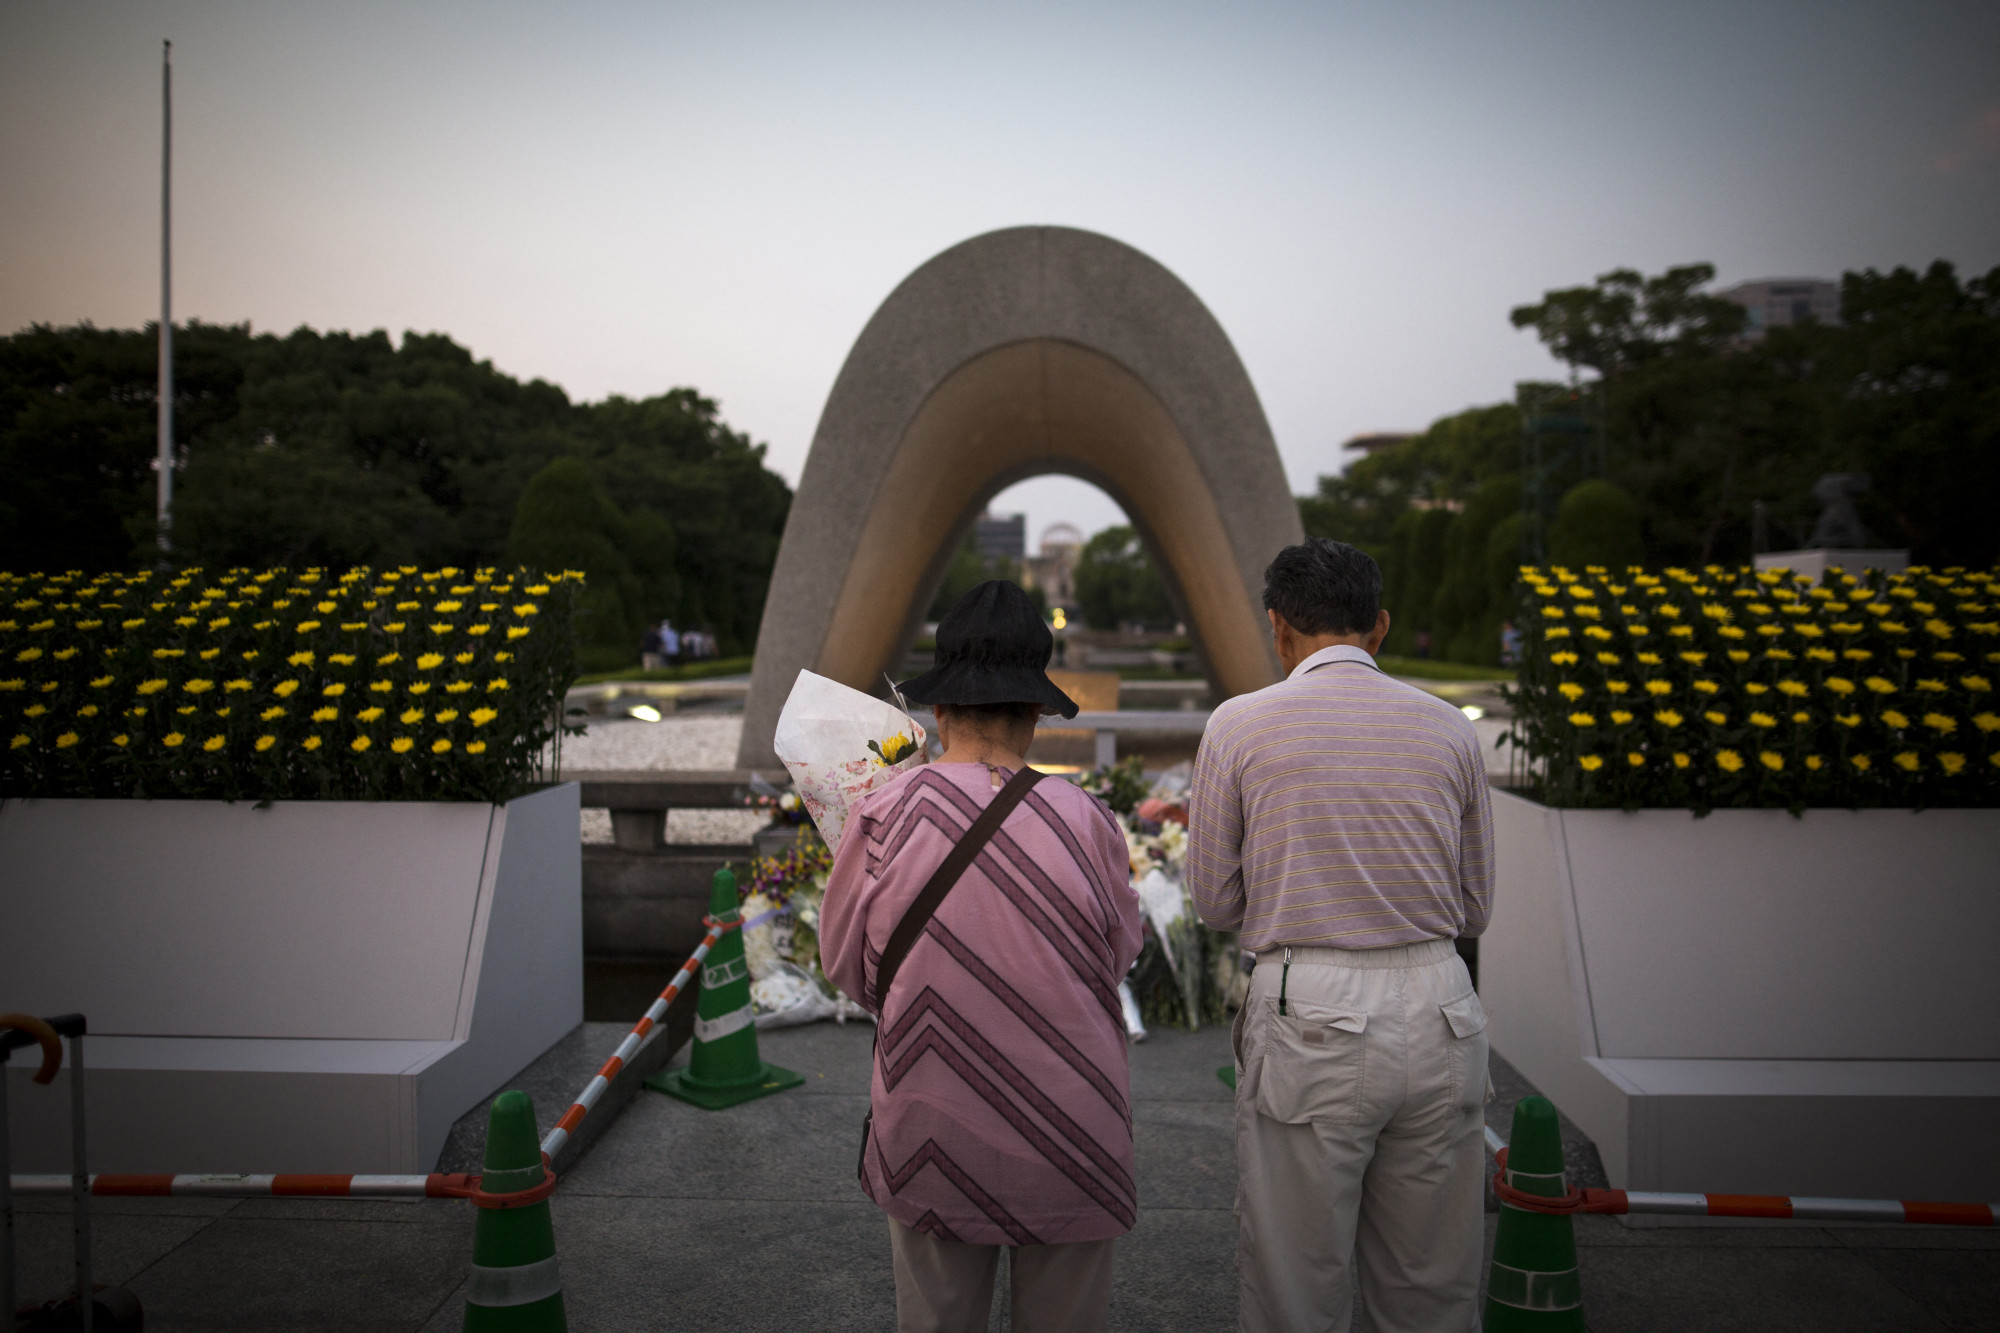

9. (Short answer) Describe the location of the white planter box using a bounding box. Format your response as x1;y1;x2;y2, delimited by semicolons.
2;783;581;1174
1481;791;2000;1204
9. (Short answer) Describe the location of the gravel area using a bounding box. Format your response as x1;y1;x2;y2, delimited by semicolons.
551;715;765;845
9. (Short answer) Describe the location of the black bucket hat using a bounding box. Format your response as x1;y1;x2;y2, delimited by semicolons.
898;580;1079;719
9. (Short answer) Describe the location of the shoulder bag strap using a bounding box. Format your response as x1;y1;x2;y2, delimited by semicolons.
860;763;1046;1185
873;763;1045;1007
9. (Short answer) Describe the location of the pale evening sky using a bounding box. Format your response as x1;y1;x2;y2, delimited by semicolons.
3;1;1996;544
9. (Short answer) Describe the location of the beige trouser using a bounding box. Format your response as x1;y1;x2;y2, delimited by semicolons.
1233;937;1489;1333
887;1217;1117;1333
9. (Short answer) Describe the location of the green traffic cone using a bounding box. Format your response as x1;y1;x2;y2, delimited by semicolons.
1485;1096;1584;1330
463;1090;565;1331
646;867;806;1110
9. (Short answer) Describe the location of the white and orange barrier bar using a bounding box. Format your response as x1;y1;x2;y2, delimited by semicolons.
8;918;739;1202
11;1173;469;1199
1484;1126;1997;1226
538;912;738;1161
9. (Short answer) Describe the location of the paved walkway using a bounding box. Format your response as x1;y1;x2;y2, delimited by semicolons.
12;1022;1997;1329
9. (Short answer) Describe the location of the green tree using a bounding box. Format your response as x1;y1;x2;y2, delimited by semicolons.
1549;479;1645;570
1074;525;1175;631
507;457;648;665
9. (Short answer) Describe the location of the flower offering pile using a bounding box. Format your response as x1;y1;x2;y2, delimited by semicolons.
771;668;928;852
738;831;868;1027
1;565;583;803
1507;562;1999;810
1088;756;1243;1032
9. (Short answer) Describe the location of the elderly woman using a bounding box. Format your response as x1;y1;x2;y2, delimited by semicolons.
821;580;1143;1333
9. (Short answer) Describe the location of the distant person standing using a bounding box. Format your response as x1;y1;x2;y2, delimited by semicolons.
640;623;665;671
659;619;681;665
1500;620;1522;668
1188;538;1494;1333
1414;629;1432;661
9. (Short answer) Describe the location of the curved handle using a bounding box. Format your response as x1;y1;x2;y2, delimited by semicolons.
0;1012;64;1084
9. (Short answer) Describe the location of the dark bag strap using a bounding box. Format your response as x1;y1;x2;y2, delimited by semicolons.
859;763;1044;1185
874;763;1046;1007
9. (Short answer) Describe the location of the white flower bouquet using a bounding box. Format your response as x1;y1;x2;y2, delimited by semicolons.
771;669;928;853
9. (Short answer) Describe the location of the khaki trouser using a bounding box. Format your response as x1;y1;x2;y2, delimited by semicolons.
887;1217;1117;1333
1233;937;1489;1333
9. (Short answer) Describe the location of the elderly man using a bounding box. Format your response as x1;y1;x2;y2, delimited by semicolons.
1188;538;1495;1333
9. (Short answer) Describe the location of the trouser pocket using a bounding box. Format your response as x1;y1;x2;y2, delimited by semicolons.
1250;998;1368;1125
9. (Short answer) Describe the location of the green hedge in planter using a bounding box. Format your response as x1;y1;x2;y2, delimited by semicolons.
1506;562;1999;810
2;565;583;803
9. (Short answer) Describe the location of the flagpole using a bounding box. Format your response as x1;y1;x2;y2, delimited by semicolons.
157;38;173;556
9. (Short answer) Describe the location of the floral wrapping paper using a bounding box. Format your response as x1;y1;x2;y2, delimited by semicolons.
771;668;928;853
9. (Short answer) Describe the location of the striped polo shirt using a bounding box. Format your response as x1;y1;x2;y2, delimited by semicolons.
1188;644;1494;952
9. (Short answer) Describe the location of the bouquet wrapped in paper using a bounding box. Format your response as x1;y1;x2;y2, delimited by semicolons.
772;669;928;853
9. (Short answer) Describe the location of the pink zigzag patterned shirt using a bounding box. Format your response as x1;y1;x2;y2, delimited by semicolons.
822;763;1143;1246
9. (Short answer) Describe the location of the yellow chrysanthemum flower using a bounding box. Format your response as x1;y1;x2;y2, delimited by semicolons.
55;731;79;749
303;736;322;751
431;738;451;754
1976;713;2000;733
1939;752;1966;775
1882;710;1910;729
416;653;445;670
137;678;169;695
1805;755;1823;770
1644;680;1672;696
1577;754;1604;771
273;680;300;698
1703;710;1727;726
1748;712;1777;728
163;732;185;748
202;735;226;752
506;626;531;640
351;736;373;753
1610;710;1634;725
255;734;276;752
1671;752;1691;769
9;734;27;750
1922;712;1956;733
1758;751;1783;772
1569;712;1595;727
1626;752;1644;767
390;736;414;754
1893;751;1920;772
311;706;339;723
434;709;459;723
487;678;509;692
1864;676;1895;694
467;740;487;754
470;707;498;726
1558;682;1585;701
1716;749;1744;772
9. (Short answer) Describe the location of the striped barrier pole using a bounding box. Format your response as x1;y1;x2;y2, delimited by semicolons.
538;913;737;1160
8;920;739;1203
1485;1125;1999;1226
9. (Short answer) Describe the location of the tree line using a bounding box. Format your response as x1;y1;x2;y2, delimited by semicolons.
0;323;791;670
1299;260;1999;665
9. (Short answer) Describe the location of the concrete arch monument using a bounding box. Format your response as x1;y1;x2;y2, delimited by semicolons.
738;225;1304;767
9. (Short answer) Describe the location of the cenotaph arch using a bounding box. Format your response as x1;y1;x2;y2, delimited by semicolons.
737;226;1305;768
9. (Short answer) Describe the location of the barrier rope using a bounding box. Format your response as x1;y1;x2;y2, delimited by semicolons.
1489;1143;1999;1227
538;912;741;1161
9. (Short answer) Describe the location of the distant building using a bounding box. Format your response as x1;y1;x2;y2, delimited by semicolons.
1020;523;1083;610
1342;432;1415;456
974;511;1026;561
1717;278;1840;339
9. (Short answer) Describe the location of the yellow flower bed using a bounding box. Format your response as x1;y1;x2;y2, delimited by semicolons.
1;565;583;802
1509;562;1998;810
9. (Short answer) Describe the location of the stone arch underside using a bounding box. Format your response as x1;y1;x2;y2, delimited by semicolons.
738;226;1303;768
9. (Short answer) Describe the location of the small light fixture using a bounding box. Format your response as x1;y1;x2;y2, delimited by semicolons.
1460;704;1486;721
627;704;663;722
1051;608;1068;630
